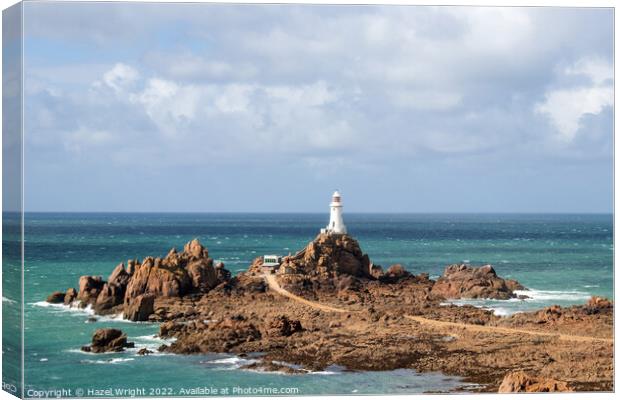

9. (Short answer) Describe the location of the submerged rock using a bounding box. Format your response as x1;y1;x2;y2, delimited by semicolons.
137;348;153;356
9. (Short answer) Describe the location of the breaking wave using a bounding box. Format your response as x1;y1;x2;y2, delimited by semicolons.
81;358;135;365
443;287;593;316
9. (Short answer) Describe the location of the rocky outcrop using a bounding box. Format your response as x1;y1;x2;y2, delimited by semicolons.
498;371;573;392
77;276;105;305
48;239;231;321
93;264;132;314
124;294;156;321
81;328;134;353
431;264;525;300
167;315;261;353
585;296;613;312
241;360;308;374
276;233;372;278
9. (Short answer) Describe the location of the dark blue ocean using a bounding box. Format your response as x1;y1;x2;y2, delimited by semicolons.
13;213;613;395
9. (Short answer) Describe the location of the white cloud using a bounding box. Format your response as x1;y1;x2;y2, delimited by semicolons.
101;63;140;93
565;57;613;85
25;7;613;170
536;58;613;141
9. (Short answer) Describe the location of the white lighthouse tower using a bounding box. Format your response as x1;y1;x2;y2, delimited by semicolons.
322;190;347;235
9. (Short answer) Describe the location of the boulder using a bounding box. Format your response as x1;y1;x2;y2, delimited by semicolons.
94;283;125;314
586;296;613;310
505;279;525;291
215;262;232;281
137;348;153;356
369;264;384;280
77;276;105;304
124;294;155;322
498;371;573;393
266;316;303;337
126;259;138;275
81;328;134;353
431;264;525;300
187;259;218;291
381;264;411;283
108;263;131;287
46;291;65;304
64;288;77;305
184;238;208;259
124;258;188;301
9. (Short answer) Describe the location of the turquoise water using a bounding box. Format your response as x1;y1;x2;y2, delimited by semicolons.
15;213;614;396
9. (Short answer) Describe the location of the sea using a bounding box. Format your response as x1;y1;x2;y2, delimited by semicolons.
3;213;614;396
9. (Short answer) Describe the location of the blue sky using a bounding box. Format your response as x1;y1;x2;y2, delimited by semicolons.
21;3;613;213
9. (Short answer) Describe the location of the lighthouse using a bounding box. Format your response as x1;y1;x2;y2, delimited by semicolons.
322;190;347;235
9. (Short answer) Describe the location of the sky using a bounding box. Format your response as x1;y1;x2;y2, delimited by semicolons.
20;3;613;213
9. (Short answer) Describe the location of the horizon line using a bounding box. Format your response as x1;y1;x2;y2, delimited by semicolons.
10;210;614;215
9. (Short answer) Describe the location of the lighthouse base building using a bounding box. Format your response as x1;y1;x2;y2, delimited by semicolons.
321;191;347;235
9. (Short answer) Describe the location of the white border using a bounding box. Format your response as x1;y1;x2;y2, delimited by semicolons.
0;1;616;400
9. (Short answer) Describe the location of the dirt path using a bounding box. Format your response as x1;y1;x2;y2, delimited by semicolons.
264;273;612;344
263;273;349;313
404;315;613;343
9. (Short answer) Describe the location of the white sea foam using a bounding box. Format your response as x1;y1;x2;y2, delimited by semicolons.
514;289;590;302
130;335;176;353
206;356;251;365
82;358;134;365
66;349;98;355
2;296;16;304
307;370;338;375
490;308;512;317
32;301;152;324
443;287;593;316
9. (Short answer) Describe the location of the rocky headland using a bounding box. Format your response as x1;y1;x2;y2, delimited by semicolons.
48;233;613;393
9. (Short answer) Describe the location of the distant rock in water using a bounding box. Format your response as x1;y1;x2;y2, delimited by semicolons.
81;328;134;353
46;291;66;304
498;371;573;393
48;239;232;321
431;264;526;300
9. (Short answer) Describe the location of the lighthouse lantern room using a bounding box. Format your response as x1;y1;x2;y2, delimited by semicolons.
321;190;347;235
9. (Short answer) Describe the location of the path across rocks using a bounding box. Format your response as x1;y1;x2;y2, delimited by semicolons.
263;273;613;344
